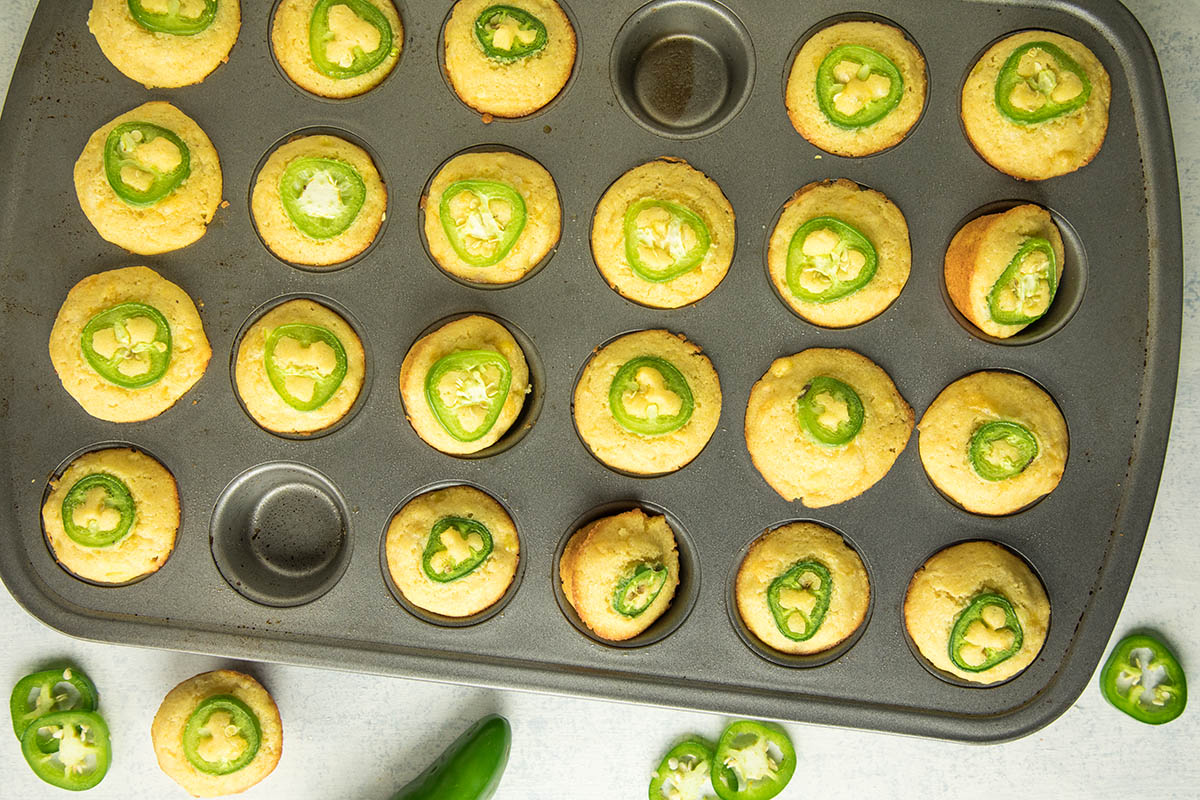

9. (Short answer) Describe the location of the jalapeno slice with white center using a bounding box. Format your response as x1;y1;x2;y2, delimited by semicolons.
127;0;218;35
439;180;528;268
785;216;878;303
104;122;191;207
279;157;366;240
969;420;1038;481
424;349;513;442
988;237;1058;326
309;0;394;79
474;5;548;62
263;323;349;412
816;44;904;129
995;41;1092;124
767;560;832;642
623;198;712;283
60;473;136;549
607;356;694;437
612;562;668;617
80;301;173;389
949;592;1024;672
796;376;864;446
182;695;261;775
422;516;494;582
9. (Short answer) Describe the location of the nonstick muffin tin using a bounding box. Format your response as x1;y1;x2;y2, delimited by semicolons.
0;0;1181;741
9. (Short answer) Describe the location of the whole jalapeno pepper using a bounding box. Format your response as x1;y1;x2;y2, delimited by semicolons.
424;350;513;443
624;198;712;283
474;5;548;62
815;44;904;129
1100;634;1187;724
127;0;218;35
422;517;494;582
948;592;1024;672
391;714;511;800
104;122;191;207
995;41;1091;124
608;356;695;437
308;0;394;79
786;216;878;303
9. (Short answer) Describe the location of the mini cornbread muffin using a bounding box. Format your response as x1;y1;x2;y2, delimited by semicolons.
559;508;680;642
234;299;366;435
904;540;1050;684
945;204;1065;339
272;0;402;98
573;330;721;475
591;158;735;309
49;266;211;423
444;0;576;118
88;0;241;88
767;179;910;327
423;150;560;284
735;522;869;656
962;31;1111;180
399;315;530;455
385;485;520;617
918;371;1068;515
151;670;283;797
786;21;927;157
745;348;913;507
74;101;222;255
251;134;386;267
41;448;179;585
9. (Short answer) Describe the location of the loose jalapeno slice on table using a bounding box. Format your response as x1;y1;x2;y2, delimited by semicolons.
439;180;527;268
796;376;864;446
624;198;712;283
81;301;173;389
309;0;394;79
969;421;1038;481
424;349;514;443
127;0;218;35
948;592;1024;672
711;721;796;800
1099;634;1187;724
785;216;878;303
183;694;261;775
608;356;694;437
10;668;99;744
816;44;904;129
422;516;494;582
613;563;669;618
995;41;1092;124
649;737;717;800
60;473;136;549
279;157;367;240
767;560;832;642
20;710;111;791
988;237;1058;326
104;122;191;207
263;323;349;412
474;5;548;62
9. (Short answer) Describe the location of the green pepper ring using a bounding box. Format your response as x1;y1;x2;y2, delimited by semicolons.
60;473;137;549
438;179;528;268
262;323;350;412
80;301;174;390
127;0;218;36
182;694;262;776
796;375;865;446
994;41;1092;125
711;720;797;800
767;560;833;642
648;737;716;800
608;356;695;437
1099;633;1187;724
968;420;1039;482
612;562;669;618
9;667;100;744
623;198;712;283
278;156;367;241
948;592;1024;672
308;0;395;80
987;237;1059;326
20;710;111;791
474;4;549;63
816;44;905;130
103;122;192;208
424;349;514;443
421;516;495;583
785;216;879;303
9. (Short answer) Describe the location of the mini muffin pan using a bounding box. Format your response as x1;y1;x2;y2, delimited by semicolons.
0;0;1181;741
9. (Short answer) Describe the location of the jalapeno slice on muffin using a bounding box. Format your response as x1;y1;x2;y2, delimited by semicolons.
623;199;712;283
711;721;796;800
796;376;864;446
127;0;218;35
60;473;137;548
612;562;668;617
10;668;100;743
767;560;832;642
948;592;1024;672
80;301;173;389
607;355;695;437
786;216;878;304
308;0;394;79
278;157;366;240
816;44;904;129
181;694;262;776
969;421;1038;482
424;349;513;443
987;237;1058;326
262;323;348;412
103;122;191;207
648;738;715;800
21;710;111;791
474;5;547;62
422;516;494;582
439;179;528;268
995;41;1091;125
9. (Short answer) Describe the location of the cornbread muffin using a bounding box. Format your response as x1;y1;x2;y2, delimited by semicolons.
735;522;870;655
904;540;1050;684
49;266;211;423
767;179;910;327
384;485;520;617
41;448;179;585
151;670;283;797
423;150;560;284
88;0;241;89
272;0;402;98
559;508;680;642
918;371;1068;515
573;330;721;475
444;0;576;118
251;134;386;267
399;315;530;455
962;31;1111;180
786;20;927;157
745;348;913;507
945;204;1065;339
591;158;735;309
74;101;222;255
234;299;366;434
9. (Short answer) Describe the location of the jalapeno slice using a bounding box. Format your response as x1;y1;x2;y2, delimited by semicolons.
424;349;514;443
995;41;1092;125
422;516;494;583
262;323;349;412
816;44;904;129
474;5;548;62
608;356;694;437
969;421;1038;481
279;157;366;241
785;216;878;303
796;376;864;446
20;710;111;791
104;122;191;207
439;180;527;268
309;0;394;79
80;301;173;389
127;0;218;35
624;198;712;283
1099;634;1187;725
988;237;1058;326
183;694;261;776
60;473;136;549
711;721;796;800
613;563;669;618
767;560;832;642
649;738;716;800
948;592;1023;672
10;668;99;745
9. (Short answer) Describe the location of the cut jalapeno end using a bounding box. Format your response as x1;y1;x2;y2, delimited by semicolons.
279;157;367;240
308;0;394;79
21;710;111;791
648;738;715;800
60;473;136;549
1099;634;1188;724
988;237;1058;326
103;122;191;207
948;592;1023;672
10;668;99;745
767;560;832;642
80;301;173;389
785;216;878;303
127;0;218;35
608;356;694;437
424;349;514;442
796;376;864;446
995;41;1092;124
613;562;668;618
816;44;904;129
624;198;712;283
439;179;527;268
968;420;1038;481
422;516;494;582
262;323;349;412
183;695;262;776
474;5;548;62
711;721;796;800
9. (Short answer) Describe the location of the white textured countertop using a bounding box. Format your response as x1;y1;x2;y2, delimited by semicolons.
2;1;1197;797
